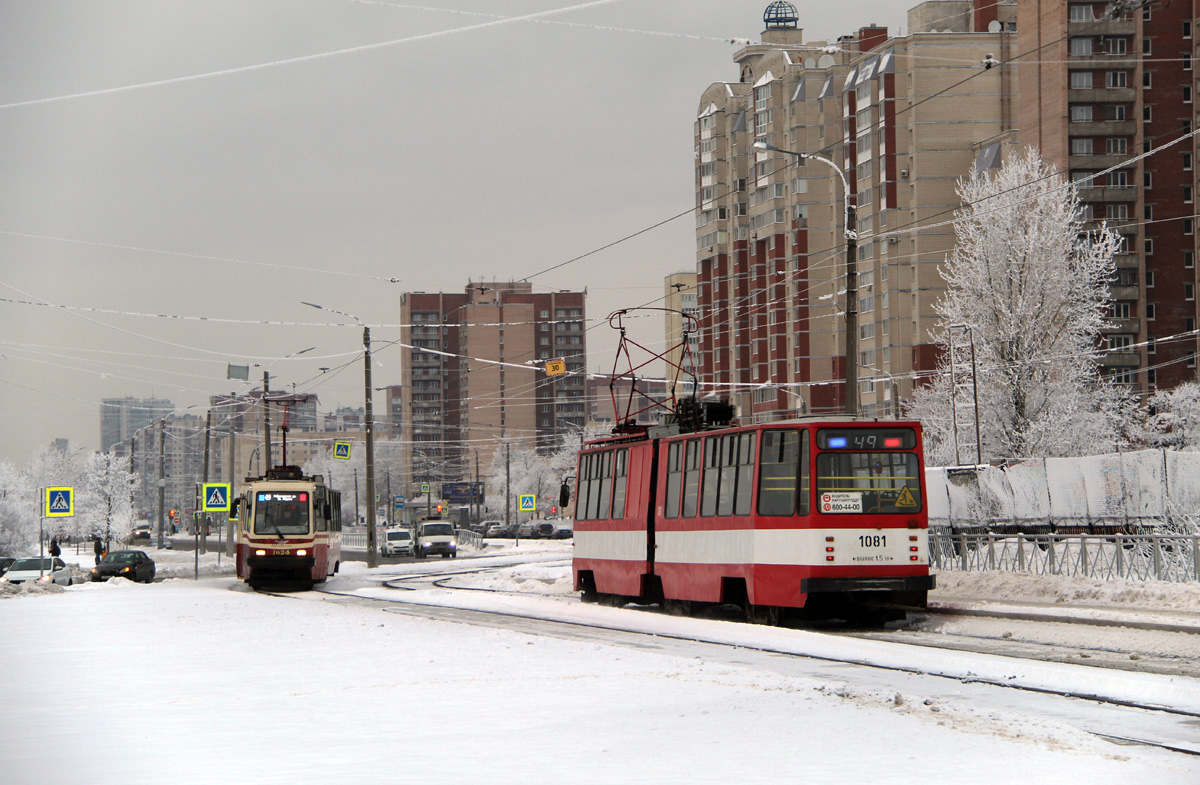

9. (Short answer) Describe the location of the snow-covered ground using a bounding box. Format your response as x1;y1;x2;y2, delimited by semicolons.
2;541;1198;783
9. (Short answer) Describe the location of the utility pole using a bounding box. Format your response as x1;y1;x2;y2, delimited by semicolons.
127;436;135;551
507;443;515;546
262;371;271;473
364;322;378;568
201;409;212;554
157;419;166;550
227;393;236;561
354;467;359;524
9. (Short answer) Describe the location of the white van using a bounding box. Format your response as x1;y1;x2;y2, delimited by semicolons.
381;529;415;557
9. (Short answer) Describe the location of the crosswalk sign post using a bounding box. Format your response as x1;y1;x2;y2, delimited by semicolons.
202;483;231;512
518;494;536;513
333;442;351;460
45;487;74;517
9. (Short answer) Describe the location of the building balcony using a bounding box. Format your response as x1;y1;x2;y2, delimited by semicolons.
1067;18;1135;37
1104;318;1140;333
1077;186;1139;203
1068;87;1137;104
1097;349;1140;366
1110;285;1139;300
1069;154;1134;172
1069;120;1136;137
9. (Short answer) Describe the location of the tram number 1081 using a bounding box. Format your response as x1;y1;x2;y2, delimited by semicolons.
858;534;887;548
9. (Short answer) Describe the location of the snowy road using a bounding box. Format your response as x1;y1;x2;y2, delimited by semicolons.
2;543;1198;783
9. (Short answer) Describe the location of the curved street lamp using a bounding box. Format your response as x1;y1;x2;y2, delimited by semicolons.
753;139;859;416
302;301;378;568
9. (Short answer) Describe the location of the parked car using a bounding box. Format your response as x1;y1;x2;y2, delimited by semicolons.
482;521;506;537
516;521;537;538
90;550;156;583
380;529;415;558
129;524;152;542
0;557;15;575
0;557;74;586
535;522;555;538
551;520;574;539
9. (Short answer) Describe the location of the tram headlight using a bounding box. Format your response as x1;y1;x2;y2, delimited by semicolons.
296;549;307;557
255;549;266;556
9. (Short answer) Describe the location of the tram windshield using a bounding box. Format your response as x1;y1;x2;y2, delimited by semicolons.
254;491;311;535
815;452;922;514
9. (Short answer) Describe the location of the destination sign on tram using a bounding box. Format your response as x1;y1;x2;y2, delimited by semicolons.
257;492;307;503
817;428;916;450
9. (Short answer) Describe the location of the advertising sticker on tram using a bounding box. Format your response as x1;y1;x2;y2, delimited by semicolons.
821;492;862;513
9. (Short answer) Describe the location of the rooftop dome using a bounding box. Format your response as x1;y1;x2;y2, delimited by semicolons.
763;1;799;29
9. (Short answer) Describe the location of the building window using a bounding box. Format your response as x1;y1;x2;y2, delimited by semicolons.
1105;335;1133;351
1069;4;1093;21
1144;105;1152;122
1187;284;1195;301
1144;203;1154;220
1106;203;1129;220
1103;105;1127;121
1070;71;1093;88
1111;302;1131;319
1186;85;1194;104
1071;137;1093;155
1070;105;1093;122
1109;170;1129;188
1143;71;1153;88
1070;37;1093;56
1104;37;1128;55
1186;186;1195;203
1186;251;1195;269
1146;303;1156;320
1148;338;1157;354
1142;38;1152;55
1186;153;1195;171
1185;54;1193;71
1144;171;1153;188
1106;138;1128;154
1185;20;1193;38
1145;238;1154;255
1187;218;1196;235
1106;71;1128;87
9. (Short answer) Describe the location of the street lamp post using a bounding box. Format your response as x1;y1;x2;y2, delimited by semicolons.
753;140;859;416
948;324;982;465
304;301;377;568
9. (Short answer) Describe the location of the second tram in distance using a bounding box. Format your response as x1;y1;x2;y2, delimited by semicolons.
232;466;343;590
571;416;934;623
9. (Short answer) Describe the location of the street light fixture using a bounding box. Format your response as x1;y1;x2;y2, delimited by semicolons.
753;139;859;416
303;301;378;569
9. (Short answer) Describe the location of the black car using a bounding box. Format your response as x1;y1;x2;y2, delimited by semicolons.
91;550;156;583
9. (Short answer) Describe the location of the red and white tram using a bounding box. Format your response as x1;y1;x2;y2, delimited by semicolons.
571;415;934;622
232;466;343;590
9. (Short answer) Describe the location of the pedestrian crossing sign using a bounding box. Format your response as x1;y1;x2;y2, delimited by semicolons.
45;487;73;517
333;442;351;460
202;483;232;512
518;494;536;512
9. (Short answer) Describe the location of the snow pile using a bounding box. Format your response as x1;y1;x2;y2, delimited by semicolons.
932;570;1200;611
0;579;66;599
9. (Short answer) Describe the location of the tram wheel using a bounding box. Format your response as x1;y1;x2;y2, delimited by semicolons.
663;598;693;616
745;603;781;626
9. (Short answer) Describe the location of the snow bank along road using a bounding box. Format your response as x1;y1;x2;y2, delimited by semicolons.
315;545;1200;759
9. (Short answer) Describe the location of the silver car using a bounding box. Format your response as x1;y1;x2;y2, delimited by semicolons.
380;529;414;557
0;557;74;586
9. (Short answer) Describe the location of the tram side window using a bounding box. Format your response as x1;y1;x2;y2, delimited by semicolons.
596;451;613;520
664;443;682;518
701;436;721;517
734;433;756;515
610;449;628;519
330;491;341;531
681;440;701;517
578;454;595;520
315;487;328;532
758;429;810;516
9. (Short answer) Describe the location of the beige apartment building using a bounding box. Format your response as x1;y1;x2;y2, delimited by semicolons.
663;271;700;382
695;1;1018;420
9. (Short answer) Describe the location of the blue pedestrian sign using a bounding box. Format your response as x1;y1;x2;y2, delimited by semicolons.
333;442;351;460
202;483;231;512
518;494;536;512
45;487;74;517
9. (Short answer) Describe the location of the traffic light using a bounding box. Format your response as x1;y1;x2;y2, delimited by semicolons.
169;509;177;519
436;504;443;513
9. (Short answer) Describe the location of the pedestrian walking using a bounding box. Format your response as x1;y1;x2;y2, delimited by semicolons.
49;538;61;558
94;537;103;565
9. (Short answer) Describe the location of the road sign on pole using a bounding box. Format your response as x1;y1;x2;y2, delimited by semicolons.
518;494;536;513
333;442;351;460
202;483;231;512
45;487;74;517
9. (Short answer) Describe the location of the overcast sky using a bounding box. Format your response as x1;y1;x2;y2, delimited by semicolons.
0;0;910;464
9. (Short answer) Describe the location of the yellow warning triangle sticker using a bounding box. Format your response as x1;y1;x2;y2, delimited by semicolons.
896;486;917;508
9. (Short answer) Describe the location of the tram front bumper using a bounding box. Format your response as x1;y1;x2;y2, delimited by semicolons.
247;555;316;570
800;575;936;594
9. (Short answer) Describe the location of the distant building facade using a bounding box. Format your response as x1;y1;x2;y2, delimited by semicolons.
100;396;173;453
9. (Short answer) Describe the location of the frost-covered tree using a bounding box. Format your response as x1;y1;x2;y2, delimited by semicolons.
907;148;1130;463
1142;382;1200;449
82;452;137;547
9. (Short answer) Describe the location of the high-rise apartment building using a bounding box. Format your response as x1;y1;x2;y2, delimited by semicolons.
399;281;587;497
664;272;700;380
100;396;174;453
694;1;1018;421
1018;0;1200;391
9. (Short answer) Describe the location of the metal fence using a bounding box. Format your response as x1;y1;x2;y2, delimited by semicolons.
929;532;1200;583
